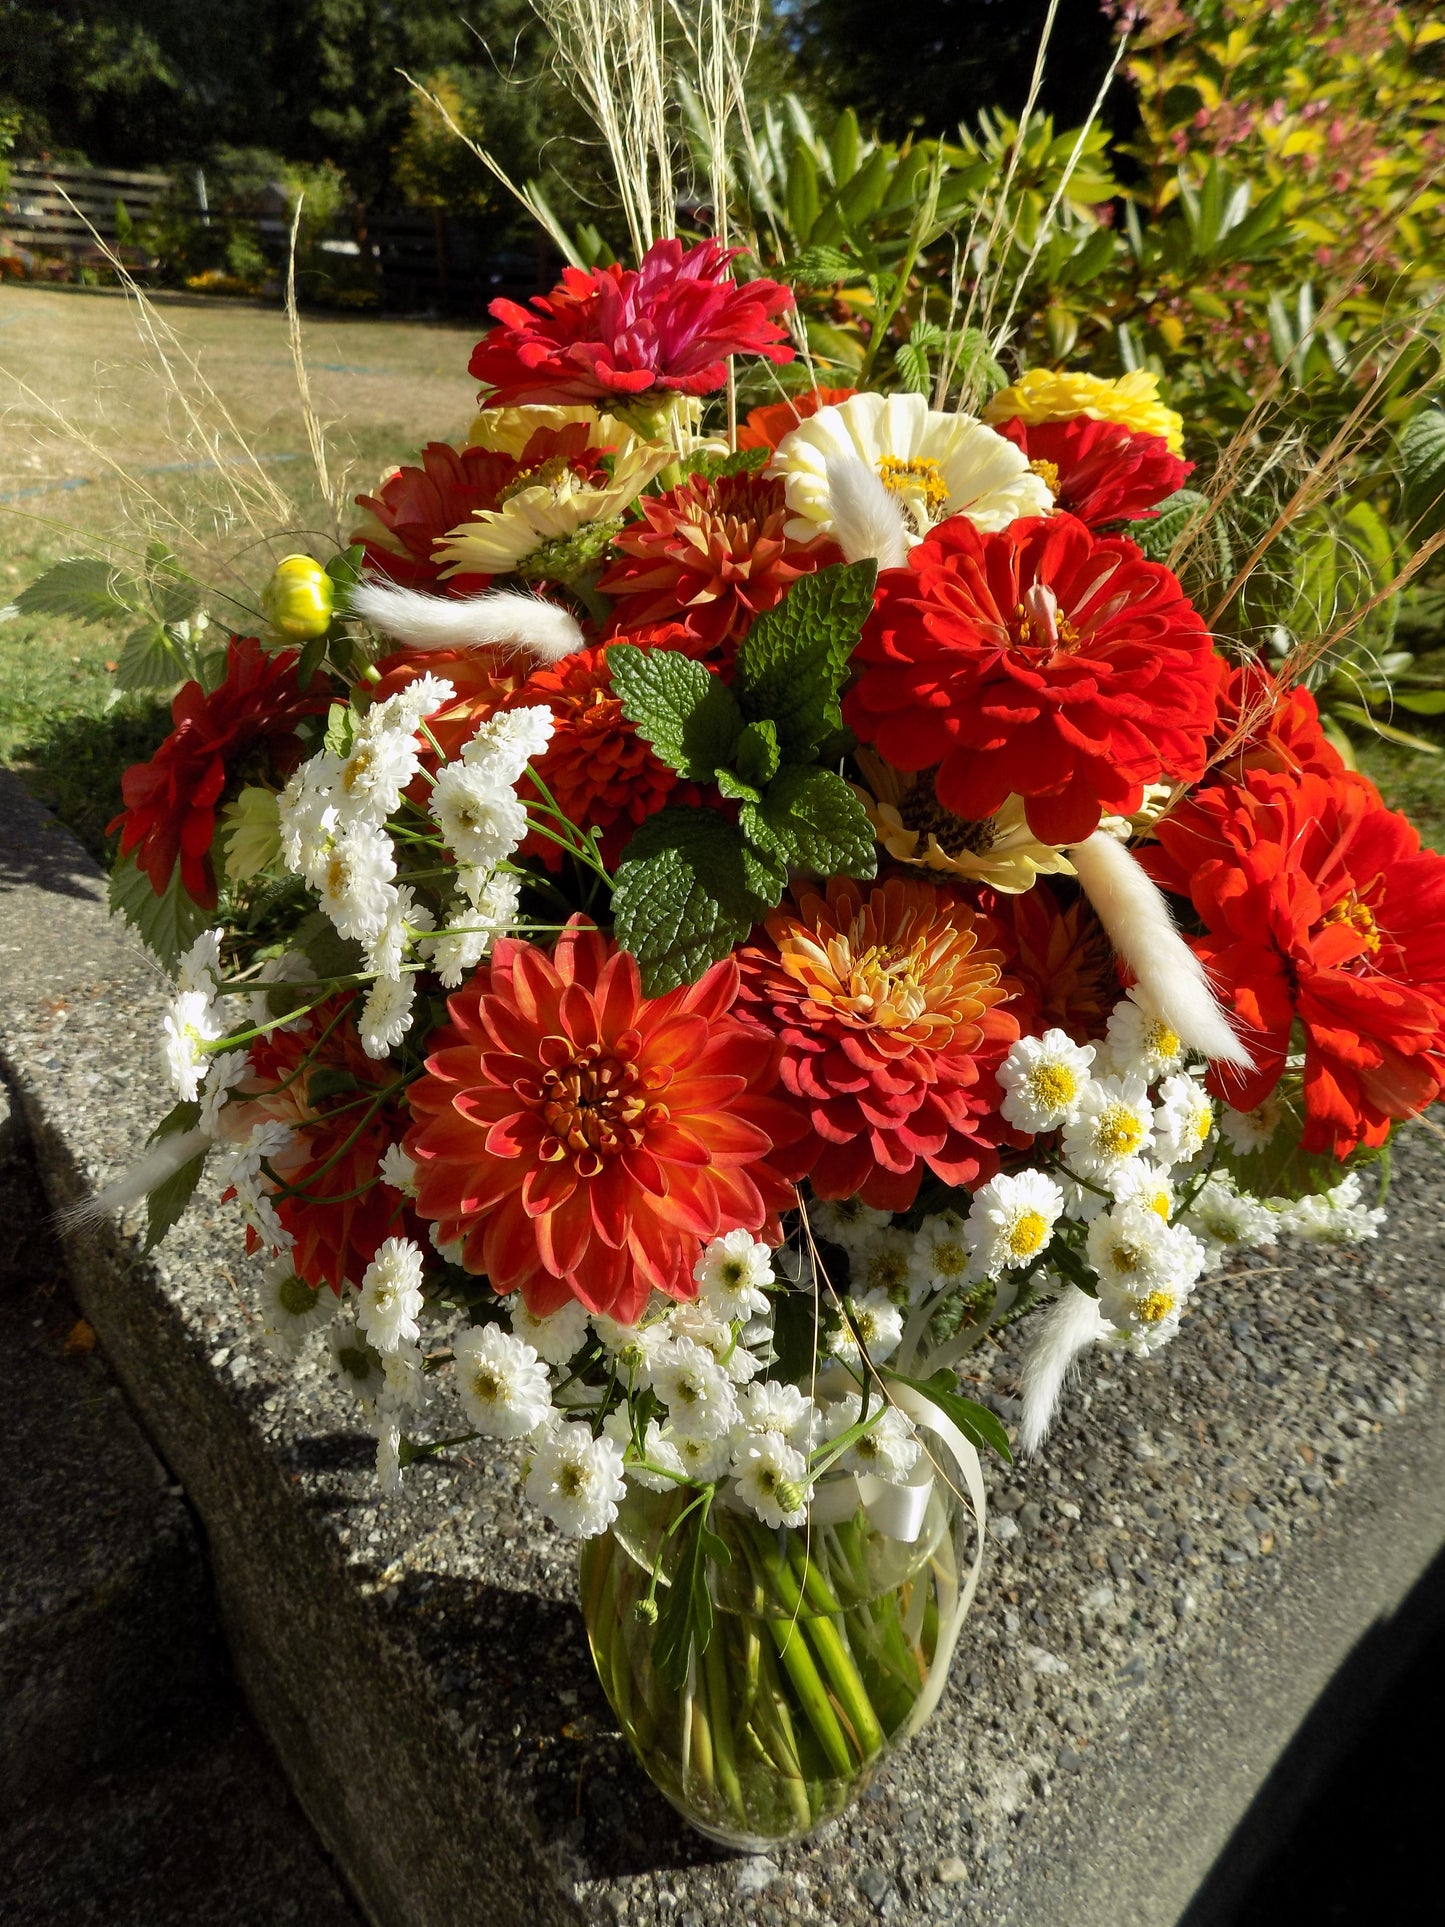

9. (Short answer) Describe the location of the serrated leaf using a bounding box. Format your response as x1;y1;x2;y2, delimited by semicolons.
293;910;366;981
15;556;136;627
108;851;210;969
1123;488;1210;561
612;808;784;994
743;766;878;879
681;444;770;482
733;718;781;790
888;1369;1014;1464
1399;406;1445;542
607;645;741;779
732;561;878;760
144;1145;209;1251
1220;1121;1385;1203
784;244;855;287
114;621;186;692
716;770;762;803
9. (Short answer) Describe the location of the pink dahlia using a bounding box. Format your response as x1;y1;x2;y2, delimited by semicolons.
469;239;794;406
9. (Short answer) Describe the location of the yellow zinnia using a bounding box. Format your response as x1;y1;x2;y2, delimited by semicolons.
985;368;1185;458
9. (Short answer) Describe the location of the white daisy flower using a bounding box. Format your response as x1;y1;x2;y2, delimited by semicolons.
385;674;456;732
965;1169;1065;1276
694;1228;774;1321
378;1142;417;1196
365;885;434;981
453;1324;554;1438
177;928;224;997
314;824;397;944
1103;988;1188;1081
771;391;1052;546
460;705;555;788
1219;1094;1284;1155
1154;1073;1215;1168
276;757;339;878
217;1119;294;1251
733;1434;810;1529
1185;1177;1279;1269
906;1211;974;1302
826;1395;921;1485
997;1029;1096;1133
162;987;224;1102
1085;1202;1179;1297
738;1381;819;1454
829;1288;904;1366
199;1048;249;1137
359;973;417;1058
669;1427;735;1483
1109;1158;1175;1223
1062;1073;1156;1181
256;1256;330;1360
808;1195;892;1252
509;1298;590;1367
668;1303;761;1384
850;1226;917;1304
356;1236;426;1353
603;1412;685;1492
326;1317;384;1414
524;1423;625;1537
378;1339;427;1418
430;763;527;868
247;951;312;1033
331;711;422;829
649;1338;740;1439
1281;1173;1385;1245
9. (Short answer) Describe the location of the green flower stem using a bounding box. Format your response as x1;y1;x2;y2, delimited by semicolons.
766;1603;856;1779
749;1637;816;1830
703;1629;747;1829
764;1540;885;1763
686;1681;716;1794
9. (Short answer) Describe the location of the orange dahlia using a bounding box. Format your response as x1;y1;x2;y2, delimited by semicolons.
231;998;415;1291
404;920;803;1320
599;470;842;658
985;879;1120;1045
736;385;857;453
736;876;1022;1210
370;645;526;771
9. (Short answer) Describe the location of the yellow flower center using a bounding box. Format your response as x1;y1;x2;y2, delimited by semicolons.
1094;1104;1146;1158
496;453;574;507
1136;1290;1176;1325
1028;1062;1078;1110
1323;893;1382;955
1148;1020;1182;1062
877;455;949;517
1006;1209;1050;1258
341;744;375;795
1109;1241;1144;1274
1147;1190;1171;1222
931;1239;968;1279
473;1367;502;1403
558;1462;587;1498
1029;457;1061;497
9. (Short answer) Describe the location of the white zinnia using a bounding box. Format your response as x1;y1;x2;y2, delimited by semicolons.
453;1324;554;1438
649;1337;739;1439
509;1298;590;1367
738;1381;818;1454
177;928;223;997
1103;988;1188;1081
965;1170;1065;1277
199;1048;249;1137
997;1030;1096;1133
1062;1073;1156;1181
360;973;417;1058
430;763;527;868
694;1228;774;1321
771;392;1052;545
733;1434;810;1529
524;1423;625;1537
378;1142;417;1196
356;1236;426;1353
829;1288;904;1366
314;824;397;944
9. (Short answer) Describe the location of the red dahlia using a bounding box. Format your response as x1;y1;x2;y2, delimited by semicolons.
469;239;794;406
1145;767;1445;1157
404;920;803;1321
984;880;1119;1045
736;385;857;453
736;876;1021;1211
993;415;1193;526
111;636;326;908
598;470;842;658
843;513;1222;846
230;999;415;1291
352;424;611;594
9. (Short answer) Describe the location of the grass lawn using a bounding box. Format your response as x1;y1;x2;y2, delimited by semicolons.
0;283;479;854
2;281;1444;864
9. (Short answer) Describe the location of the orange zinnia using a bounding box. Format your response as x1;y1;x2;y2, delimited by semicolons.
737;876;1021;1211
404;921;803;1321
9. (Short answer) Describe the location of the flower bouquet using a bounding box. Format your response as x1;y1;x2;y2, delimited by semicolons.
41;32;1444;1854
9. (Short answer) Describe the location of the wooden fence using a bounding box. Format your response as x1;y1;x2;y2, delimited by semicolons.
1;161;172;265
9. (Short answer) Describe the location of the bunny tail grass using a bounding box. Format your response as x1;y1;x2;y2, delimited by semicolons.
823;453;910;572
348;583;587;663
57;1126;211;1234
1069;831;1254;1070
1018;1284;1108;1457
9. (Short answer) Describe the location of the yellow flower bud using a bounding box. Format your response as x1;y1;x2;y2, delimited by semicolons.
263;554;334;640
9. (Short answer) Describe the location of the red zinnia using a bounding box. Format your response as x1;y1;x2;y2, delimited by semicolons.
598;470;843;658
844;513;1222;846
352;424;612;594
1145;767;1445;1157
736;876;1022;1211
404;920;803;1321
993;415;1193;527
1207;658;1345;785
736;385;857;453
111;636;326;908
229;999;415;1291
470;239;794;406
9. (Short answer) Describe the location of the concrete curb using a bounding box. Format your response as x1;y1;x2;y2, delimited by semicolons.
1;765;1442;1927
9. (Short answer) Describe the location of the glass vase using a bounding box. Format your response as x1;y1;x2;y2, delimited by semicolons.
578;1475;976;1849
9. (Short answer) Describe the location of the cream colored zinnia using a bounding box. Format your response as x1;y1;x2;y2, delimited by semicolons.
984;367;1185;458
437;407;672;576
853;749;1074;892
770;391;1052;547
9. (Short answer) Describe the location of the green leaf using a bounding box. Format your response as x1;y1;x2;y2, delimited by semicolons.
323;701;354;759
1220;1120;1385;1204
733;718;781;790
606;645;741;779
108;851;210;970
326;543;366;594
732;561;878;761
144;543;202;626
293;910;366;981
1123;488;1209;562
653;1496;730;1694
114;622;187;693
612;808;784;994
742;765;877;879
148;1100;202;1145
680;444;770;482
144;1145;209;1252
15;557;136;627
887;1370;1014;1464
715;770;762;804
1399;406;1445;543
784;243;855;287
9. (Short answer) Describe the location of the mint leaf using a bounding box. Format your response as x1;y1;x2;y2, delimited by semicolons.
733;718;780;789
108;851;211;970
681;444;770;482
323;701;354;758
732;561;877;760
608;644;742;779
744;766;877;880
145;1144;209;1251
888;1370;1014;1464
613;808;785;993
716;770;762;804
